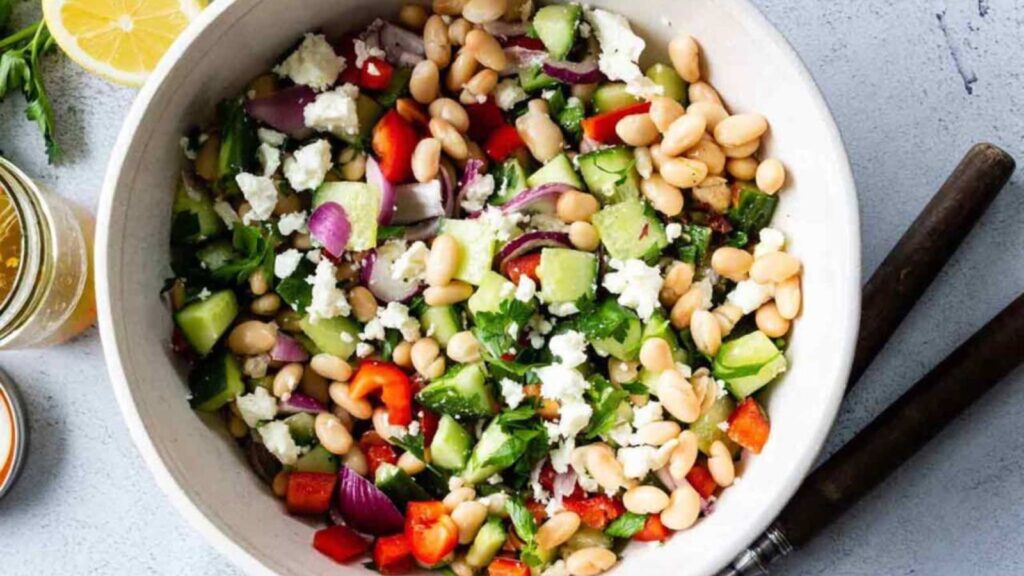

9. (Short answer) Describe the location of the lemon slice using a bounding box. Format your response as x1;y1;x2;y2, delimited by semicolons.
42;0;206;87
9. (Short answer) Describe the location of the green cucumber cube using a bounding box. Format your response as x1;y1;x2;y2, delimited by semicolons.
430;414;473;471
312;182;380;251
537;248;596;303
174;290;239;356
440;219;497;286
188;350;244;412
527;153;584;190
467;271;515;316
300;314;361;359
592;199;668;261
532;3;582;60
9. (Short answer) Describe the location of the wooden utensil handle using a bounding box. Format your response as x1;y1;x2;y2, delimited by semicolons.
851;143;1015;387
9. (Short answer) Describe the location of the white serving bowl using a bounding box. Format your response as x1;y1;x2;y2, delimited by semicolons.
97;1;860;574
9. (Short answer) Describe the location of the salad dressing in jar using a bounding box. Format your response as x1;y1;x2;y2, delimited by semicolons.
0;157;95;349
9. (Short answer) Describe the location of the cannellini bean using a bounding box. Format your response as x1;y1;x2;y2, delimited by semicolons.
461;69;499;104
775;276;802;320
343;445;369;476
427;234;459;286
669;430;699;481
756;302;791;338
649;96;685;133
668;35;701;83
711;247;754;282
249;268;268;295
516;101;565;162
449;18;473;45
452;501;489;544
756;158;786;194
311;353;352;382
616;113;660;146
685;136;726;176
750;252;802;284
443;487;477;512
392;341;414;369
721;138;761;159
429;117;469;160
714;113;769;147
639;337;675;372
536;511;581;551
412;338;442;377
348;286;379;323
227;321;277;355
708;440;736;487
315;412;354;455
649;143;671;172
634;421;682;446
623;485;671;514
569;221;600;252
413;138;443;183
465;29;507;71
686;101;729;132
272;363;304;398
424;15;452;68
556;191;600;223
727;156;759;180
661;113;707;157
660;483;701;530
433;0;467;15
585;444;627;493
608;359;639;385
462;0;507;24
399;4;429;30
691;309;723;356
655;369;701;423
670;285;707;329
567;548;618;576
250;293;281;316
447;48;479;91
410;60;441;104
691;176;731;213
713;302;744;337
641;174;684;216
429;98;470;133
660;261;695;307
329;382;373;420
447;331;482;363
688;81;724;106
425;281;474;306
660;157;708;189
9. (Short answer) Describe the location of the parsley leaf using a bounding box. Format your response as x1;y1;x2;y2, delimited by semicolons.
619;381;649;395
212;224;275;285
605;512;647;538
0;22;60;162
676;224;712;266
575;298;634;343
275;259;314;312
472;298;535;358
583;375;628;440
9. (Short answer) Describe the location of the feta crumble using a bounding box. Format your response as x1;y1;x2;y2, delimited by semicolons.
537;364;589;404
500;378;526;409
527;314;553;349
727;279;775;314
304;84;362;138
587;9;645;82
550;438;575;474
274;248;304;279
460;173;496;213
549;330;588;368
602;259;664;321
258;143;281;177
632;401;664;428
391;241;430;282
236;387;278;428
753;227;786;258
557;399;594;439
625;76;665;101
284;139;333;192
548;302;579;317
213;200;240;230
277;211;308;236
353;38;386;68
665;222;683;242
235;173;278;225
306;259;352;322
378;301;422;342
617;445;658;479
197;288;212;301
515;275;537;303
356;342;375;358
479;206;525;242
259;420;303;465
274;33;345;91
258;127;287;146
495;78;529;111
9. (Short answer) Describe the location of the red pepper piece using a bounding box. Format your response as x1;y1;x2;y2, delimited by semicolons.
727;397;771;453
488;557;531;576
374;533;416;574
360;57;394;91
633;514;672;542
504;252;542;285
313;525;371;564
580;101;652;144
350;360;415;425
372;110;420;183
405;501;459;566
503;36;546;51
286;471;337;515
465;98;507;143
686;462;718;500
562;495;625;530
418;408;440;446
360;434;399;476
485;124;526;162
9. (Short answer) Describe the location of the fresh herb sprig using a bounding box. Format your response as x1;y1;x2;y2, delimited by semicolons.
0;17;60;162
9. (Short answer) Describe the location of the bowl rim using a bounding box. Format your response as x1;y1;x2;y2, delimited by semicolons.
95;1;860;574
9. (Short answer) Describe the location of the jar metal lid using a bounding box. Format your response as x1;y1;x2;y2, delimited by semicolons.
0;368;26;499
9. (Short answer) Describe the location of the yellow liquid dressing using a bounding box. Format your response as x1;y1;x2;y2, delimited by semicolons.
0;184;22;309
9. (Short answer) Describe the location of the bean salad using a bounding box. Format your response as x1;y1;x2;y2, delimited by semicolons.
167;1;802;574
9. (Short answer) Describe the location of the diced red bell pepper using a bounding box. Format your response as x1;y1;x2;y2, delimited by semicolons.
465;98;507;143
488;557;531;576
562;495;625;530
286;472;338;515
525;500;547;525
504;252;542;285
372;110;420;184
418;408;440;446
374;533;416;574
686;462;718;500
313;525;371;564
350;360;415;425
633;514;672;542
360;435;399;476
405;501;459;566
360;57;394;91
485;124;526;162
580;101;652;145
727;397;771;454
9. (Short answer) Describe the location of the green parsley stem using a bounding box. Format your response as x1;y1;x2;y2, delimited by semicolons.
0;21;41;53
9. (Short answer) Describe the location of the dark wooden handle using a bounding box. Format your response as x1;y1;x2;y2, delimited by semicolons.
850;143;1016;388
776;292;1024;548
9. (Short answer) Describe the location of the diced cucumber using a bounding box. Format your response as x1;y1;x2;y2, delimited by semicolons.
519;64;559;92
430;414;473;471
592;83;642;114
174;290;239;356
294;444;340;474
637;368;660;393
216;99;259;187
645;63;687;103
492;157;530;205
537;248;596;303
468;271;515;316
172;182;225;243
532;4;582;60
592;199;668;261
642;312;687;364
188;350;245;412
196;241;235;272
466;516;507;569
440;219;498;286
462;419;515;484
375;462;431;509
690;396;740;456
526;153;584;190
577;146;640;204
419;305;463;347
728;183;779;236
340;94;384;146
713;331;788;398
284;412;316;445
312;182;380;251
561;527;613;558
417;363;497;418
590;299;643;361
300;314;361;359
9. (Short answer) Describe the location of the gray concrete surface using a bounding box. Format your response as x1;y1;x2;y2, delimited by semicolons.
1;0;1023;574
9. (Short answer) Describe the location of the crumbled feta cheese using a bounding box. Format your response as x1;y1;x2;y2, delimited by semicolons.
304;84;362;138
754;228;786;258
449;476;466;491
607;422;634;447
578;21;592;38
353;38;386;68
408;421;421;437
235;173;278;225
634;146;653;179
527;314;553;349
625;76;665;101
717;421;730;432
587;9;645;82
479;206;525;242
603;259;664;321
361;318;386;341
243;355;270;378
727;279;775;314
258;127;287;146
306;259;352;322
632;401;664;428
236;387;278;428
515;275;537;303
537;364;589;404
495;78;529;111
487;474;503;485
274;33;345;91
617;445;658;479
550;330;588;368
558;399;593;439
392;241;430;282
378;301;422;342
695;278;714;310
284;139;333;192
306;249;322;264
180;136;197;160
213;200;240;230
278;211;308;236
548;302;579;317
274;248;304;279
543;561;571;576
341;331;355;343
529;213;569;232
197;288;212;301
665;223;683;242
460;173;496;213
501;378;526;409
550;438;575;474
258;143;281;177
259;420;303;465
356;342;375;357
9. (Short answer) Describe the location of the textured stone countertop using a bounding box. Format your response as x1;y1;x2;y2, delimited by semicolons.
1;1;1022;574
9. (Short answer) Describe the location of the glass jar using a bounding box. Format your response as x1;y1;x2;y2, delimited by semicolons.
0;157;95;349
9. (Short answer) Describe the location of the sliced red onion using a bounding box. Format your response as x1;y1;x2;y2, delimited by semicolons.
367;156;397;225
270;333;309;363
502;47;549;76
542;58;603;84
484;21;530;41
552;470;578;499
245;85;316;138
404;218;441;242
379;21;426;67
278;392;326;415
392;180;444;225
308;202;351;258
337;466;405;535
456;158;486;212
501;182;577;215
655;466;679;492
360;250;422;303
439;161;457;217
496;231;571;273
